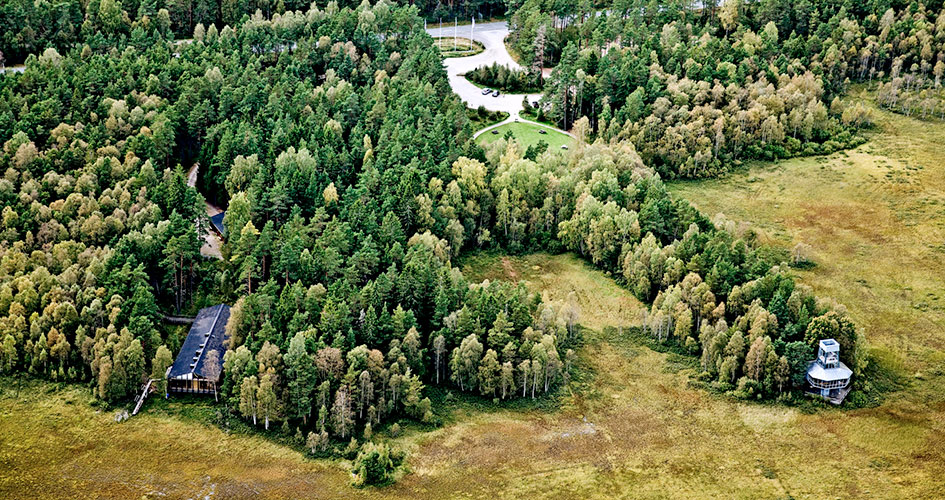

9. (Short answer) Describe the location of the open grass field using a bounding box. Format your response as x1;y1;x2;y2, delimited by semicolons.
0;380;352;499
4;250;945;498
478;121;574;151
669;91;945;404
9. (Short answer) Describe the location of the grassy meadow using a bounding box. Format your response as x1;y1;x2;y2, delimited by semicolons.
478;122;574;151
3;92;945;499
669;91;945;405
433;37;484;58
4;252;945;498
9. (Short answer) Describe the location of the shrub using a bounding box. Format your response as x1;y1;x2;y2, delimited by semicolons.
466;63;541;93
351;442;397;487
344;437;360;459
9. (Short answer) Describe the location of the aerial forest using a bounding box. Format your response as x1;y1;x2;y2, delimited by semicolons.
0;0;892;474
509;0;945;177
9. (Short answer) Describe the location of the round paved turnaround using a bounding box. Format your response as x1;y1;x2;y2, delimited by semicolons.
426;21;541;115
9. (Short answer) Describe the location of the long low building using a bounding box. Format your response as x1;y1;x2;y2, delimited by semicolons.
168;304;231;395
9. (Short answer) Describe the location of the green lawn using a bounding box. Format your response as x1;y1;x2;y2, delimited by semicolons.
478;121;573;151
433;37;483;58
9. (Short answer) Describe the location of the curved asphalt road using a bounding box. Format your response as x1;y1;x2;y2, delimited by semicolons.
426;21;542;115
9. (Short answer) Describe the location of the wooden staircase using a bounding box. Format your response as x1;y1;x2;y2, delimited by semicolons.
132;378;155;416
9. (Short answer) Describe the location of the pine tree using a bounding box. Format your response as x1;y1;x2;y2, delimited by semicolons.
284;332;316;424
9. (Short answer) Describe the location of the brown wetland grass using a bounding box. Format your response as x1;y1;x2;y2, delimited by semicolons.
3;93;945;498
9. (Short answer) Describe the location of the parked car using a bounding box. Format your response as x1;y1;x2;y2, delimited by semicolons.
492;90;500;97
532;101;539;107
481;88;492;95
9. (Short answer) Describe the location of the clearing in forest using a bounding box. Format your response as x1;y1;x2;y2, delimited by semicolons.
477;122;574;151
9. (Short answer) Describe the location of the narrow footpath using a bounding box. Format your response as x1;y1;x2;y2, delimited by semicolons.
187;163;223;259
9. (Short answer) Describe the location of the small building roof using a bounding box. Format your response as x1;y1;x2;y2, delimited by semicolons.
819;339;840;352
169;304;230;380
210;212;226;236
807;360;852;382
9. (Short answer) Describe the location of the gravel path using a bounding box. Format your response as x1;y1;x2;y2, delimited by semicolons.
187;163;224;260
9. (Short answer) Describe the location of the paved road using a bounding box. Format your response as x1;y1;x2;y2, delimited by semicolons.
426;21;541;115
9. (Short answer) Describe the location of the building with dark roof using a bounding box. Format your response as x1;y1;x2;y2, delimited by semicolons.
168;304;230;395
209;212;226;237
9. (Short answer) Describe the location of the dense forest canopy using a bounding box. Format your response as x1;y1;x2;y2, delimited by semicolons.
0;2;578;442
509;0;945;177
0;0;506;66
0;0;874;474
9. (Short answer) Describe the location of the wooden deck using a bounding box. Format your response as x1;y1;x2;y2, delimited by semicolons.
805;385;852;405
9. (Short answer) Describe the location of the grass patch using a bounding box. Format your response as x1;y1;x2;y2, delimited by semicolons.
477;121;573;151
433;37;483;58
0;378;353;499
668;92;945;402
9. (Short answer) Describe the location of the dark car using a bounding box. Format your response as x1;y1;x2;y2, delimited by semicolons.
532;101;539;107
481;88;492;95
492;90;500;97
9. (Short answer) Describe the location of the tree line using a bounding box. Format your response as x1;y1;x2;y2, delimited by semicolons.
465;62;542;93
0;0;507;67
508;0;945;177
474;136;867;402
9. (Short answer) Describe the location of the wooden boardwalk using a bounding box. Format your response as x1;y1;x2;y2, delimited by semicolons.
161;313;195;325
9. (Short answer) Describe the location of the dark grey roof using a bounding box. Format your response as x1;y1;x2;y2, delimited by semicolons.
169;304;230;379
210;212;226;236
